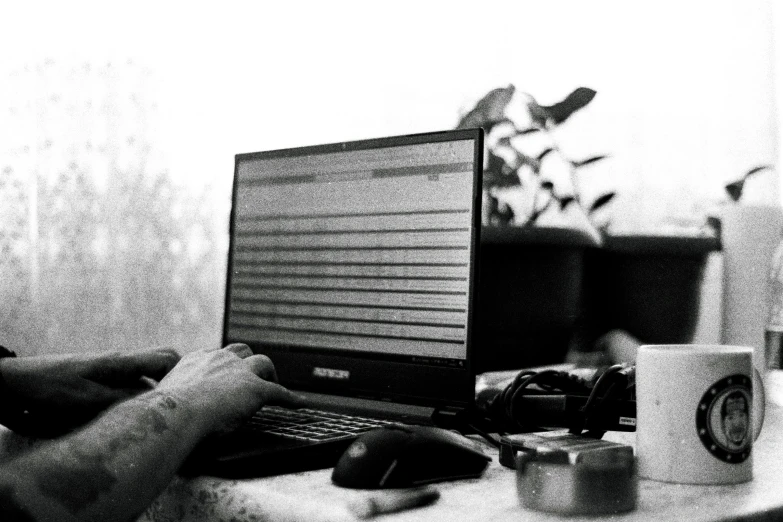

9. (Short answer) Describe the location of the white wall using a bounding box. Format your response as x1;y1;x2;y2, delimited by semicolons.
1;0;779;354
2;1;777;227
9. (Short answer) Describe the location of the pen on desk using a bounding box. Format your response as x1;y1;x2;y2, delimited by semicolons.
348;487;440;519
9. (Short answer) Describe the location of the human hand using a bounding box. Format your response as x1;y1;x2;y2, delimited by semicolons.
0;347;180;437
155;344;306;435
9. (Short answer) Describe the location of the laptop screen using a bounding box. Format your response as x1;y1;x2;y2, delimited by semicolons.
224;129;482;408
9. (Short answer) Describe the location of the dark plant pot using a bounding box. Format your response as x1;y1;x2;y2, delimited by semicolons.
583;234;720;346
475;226;600;373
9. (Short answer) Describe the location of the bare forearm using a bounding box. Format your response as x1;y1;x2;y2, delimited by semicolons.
0;390;208;522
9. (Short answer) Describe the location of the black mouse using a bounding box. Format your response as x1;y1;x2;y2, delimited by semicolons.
331;424;491;489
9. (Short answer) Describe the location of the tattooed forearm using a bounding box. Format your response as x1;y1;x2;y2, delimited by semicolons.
0;484;38;522
31;392;180;516
36;452;117;515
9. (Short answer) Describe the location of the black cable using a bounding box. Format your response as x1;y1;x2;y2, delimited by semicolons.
480;364;635;437
570;364;626;436
466;422;502;449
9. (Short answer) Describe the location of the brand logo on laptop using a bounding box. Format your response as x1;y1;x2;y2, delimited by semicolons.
312;367;351;380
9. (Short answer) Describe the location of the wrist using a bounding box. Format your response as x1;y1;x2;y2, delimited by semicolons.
148;386;219;435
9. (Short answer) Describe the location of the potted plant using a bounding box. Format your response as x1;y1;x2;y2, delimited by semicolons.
457;84;615;231
456;85;612;371
582;167;768;352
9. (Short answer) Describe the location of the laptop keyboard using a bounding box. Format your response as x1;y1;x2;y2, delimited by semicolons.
241;406;395;442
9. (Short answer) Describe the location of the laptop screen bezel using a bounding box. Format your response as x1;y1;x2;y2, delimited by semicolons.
223;128;483;410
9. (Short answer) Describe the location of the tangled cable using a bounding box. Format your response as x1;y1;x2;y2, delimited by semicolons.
475;364;635;440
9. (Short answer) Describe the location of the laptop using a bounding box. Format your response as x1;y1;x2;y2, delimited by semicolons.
184;128;484;478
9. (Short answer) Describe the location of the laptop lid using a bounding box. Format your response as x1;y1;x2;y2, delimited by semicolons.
223;129;483;412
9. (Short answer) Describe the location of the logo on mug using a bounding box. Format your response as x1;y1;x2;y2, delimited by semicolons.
696;374;752;463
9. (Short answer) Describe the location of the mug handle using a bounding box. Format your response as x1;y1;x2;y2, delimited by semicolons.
753;367;766;440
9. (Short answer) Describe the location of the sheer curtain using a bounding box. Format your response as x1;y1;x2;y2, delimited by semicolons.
0;1;778;356
0;61;225;356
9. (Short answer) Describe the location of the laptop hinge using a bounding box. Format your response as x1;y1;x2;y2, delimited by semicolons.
299;391;438;425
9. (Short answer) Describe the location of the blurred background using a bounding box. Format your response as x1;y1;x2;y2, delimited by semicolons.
1;0;781;356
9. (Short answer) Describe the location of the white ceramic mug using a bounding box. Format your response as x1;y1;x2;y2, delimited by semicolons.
636;344;762;484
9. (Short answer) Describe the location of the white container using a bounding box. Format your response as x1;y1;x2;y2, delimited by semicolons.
636;344;757;484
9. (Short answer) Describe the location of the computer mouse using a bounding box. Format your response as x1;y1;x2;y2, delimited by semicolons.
331;424;491;489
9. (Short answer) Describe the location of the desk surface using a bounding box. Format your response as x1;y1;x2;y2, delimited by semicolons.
137;396;783;522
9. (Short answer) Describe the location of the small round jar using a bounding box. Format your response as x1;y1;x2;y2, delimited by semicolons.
516;450;637;516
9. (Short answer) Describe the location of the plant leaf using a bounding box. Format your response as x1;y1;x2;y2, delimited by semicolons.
528;198;552;224
572;155;607;168
526;96;550;128
744;165;771;180
589;192;616;213
483;151;520;188
723;165;772;202
457;85;516;131
541;87;597;125
487;195;515;225
486;151;511;176
725;180;744;202
514;151;538;171
537;148;555;162
559;196;576;210
484;170;521;188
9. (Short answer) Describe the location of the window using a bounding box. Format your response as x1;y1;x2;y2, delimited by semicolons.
1;1;778;355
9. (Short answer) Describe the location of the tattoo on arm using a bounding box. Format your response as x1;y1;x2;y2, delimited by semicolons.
0;485;38;522
33;392;179;516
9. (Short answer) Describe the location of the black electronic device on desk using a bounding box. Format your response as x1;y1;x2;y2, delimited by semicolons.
331;424;491;489
472;364;637;461
183;128;486;479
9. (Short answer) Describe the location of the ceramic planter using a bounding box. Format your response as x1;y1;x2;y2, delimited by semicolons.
582;234;720;347
475;226;599;372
